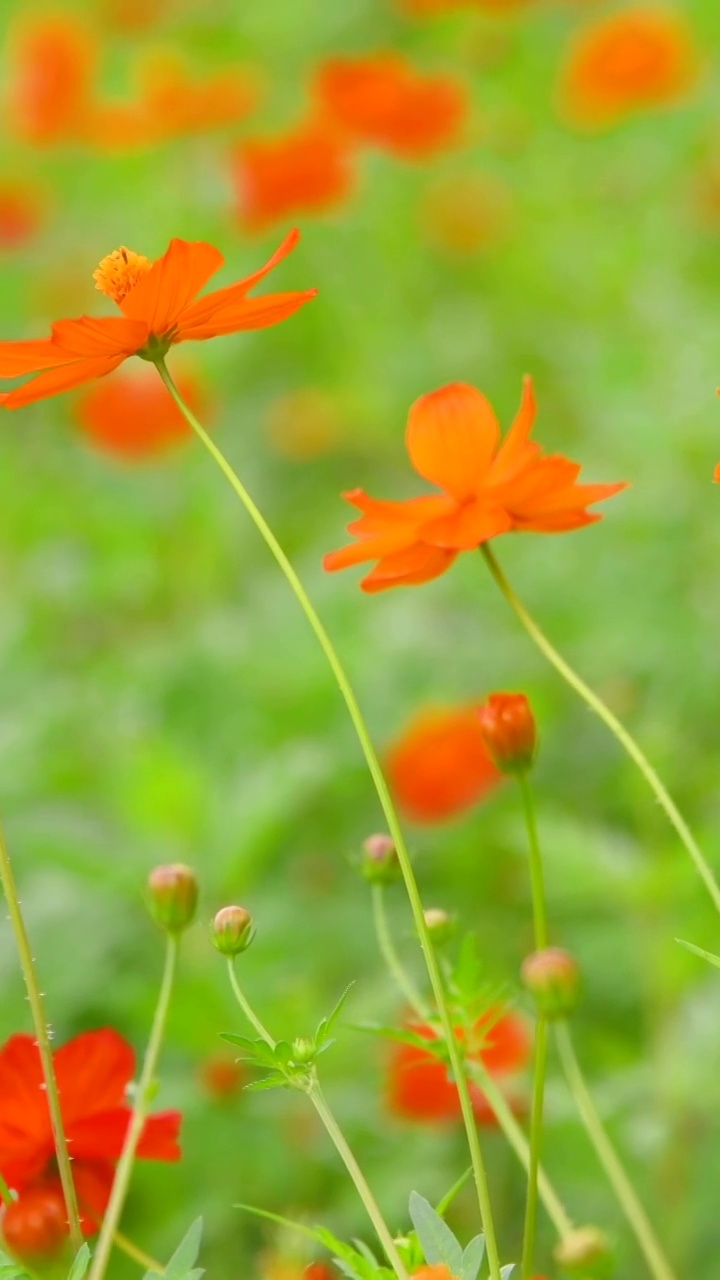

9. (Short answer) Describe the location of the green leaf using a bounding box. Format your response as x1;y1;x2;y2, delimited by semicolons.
162;1218;204;1280
435;1166;473;1216
66;1243;92;1280
220;1034;279;1068
273;1041;293;1067
0;1267;30;1280
244;1073;290;1091
234;1204;319;1244
675;938;720;969
316;982;355;1049
500;1265;516;1278
408;1192;463;1274
459;1235;485;1280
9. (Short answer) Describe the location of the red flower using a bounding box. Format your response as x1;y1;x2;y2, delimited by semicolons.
74;365;205;459
385;704;502;823
388;1010;530;1123
315;54;467;160
232;121;354;233
324;379;626;592
0;231;316;409
0;1029;180;1250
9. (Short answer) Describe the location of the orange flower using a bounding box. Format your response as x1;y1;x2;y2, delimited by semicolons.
387;1010;530;1123
7;13;97;145
559;7;699;129
0;180;45;250
315;54;467;160
401;0;534;11
386;704;501;823
99;0;167;30
0;231;316;410
232;121;354;233
324;379;625;592
136;51;260;141
74;366;205;459
197;1052;244;1101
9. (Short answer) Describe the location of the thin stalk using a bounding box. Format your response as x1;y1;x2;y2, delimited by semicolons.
226;961;407;1280
480;544;720;917
518;775;548;951
113;1232;165;1275
555;1022;677;1280
88;937;179;1280
156;358;502;1280
0;1169;12;1208
371;886;426;1015
0;824;82;1247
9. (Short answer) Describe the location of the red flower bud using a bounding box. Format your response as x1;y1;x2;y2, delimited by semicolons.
477;692;537;775
554;1226;613;1277
1;1186;68;1262
147;864;199;934
361;833;402;885
521;948;580;1020
212;905;254;956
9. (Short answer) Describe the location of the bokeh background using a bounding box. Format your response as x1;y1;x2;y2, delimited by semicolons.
2;0;720;1275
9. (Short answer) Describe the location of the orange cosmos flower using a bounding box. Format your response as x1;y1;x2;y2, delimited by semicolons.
324;379;625;592
315;54;467;160
7;13;97;145
74;365;205;459
388;1009;530;1123
197;1052;244;1101
0;180;45;250
386;704;501;823
401;0;534;11
136;52;260;141
0;231;316;410
232;121;354;232
559;7;699;129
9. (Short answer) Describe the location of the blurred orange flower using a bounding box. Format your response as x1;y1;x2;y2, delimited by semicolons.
197;1052;244;1101
99;0;167;30
0;231;316;409
74;366;204;459
137;52;260;141
315;54;467;159
559;7;699;129
386;704;501;823
7;13;97;145
0;180;45;250
387;1009;530;1123
324;379;625;592
232;121;354;232
401;0;534;11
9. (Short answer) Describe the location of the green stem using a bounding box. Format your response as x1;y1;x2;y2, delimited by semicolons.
88;937;179;1280
555;1022;677;1280
480;544;720;917
113;1231;165;1275
371;886;426;1015
518;775;548;950
226;961;408;1280
0;823;82;1247
156;358;502;1280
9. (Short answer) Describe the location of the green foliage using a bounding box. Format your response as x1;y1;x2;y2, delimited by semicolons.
222;983;354;1089
66;1244;92;1280
148;1218;204;1280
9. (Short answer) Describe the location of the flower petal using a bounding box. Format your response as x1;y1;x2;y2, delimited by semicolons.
176;229;302;332
421;502;511;549
72;1161;115;1233
174;289;317;342
0;339;78;377
66;1105;181;1162
120;239;224;333
52;315;148;358
0;1036;49;1141
360;543;457;592
54;1029;134;1124
486;376;539;488
406;382;500;500
0;355;127;408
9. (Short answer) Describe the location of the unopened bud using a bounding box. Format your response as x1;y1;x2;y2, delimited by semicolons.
212;905;254;957
361;833;402;885
147;864;198;934
522;947;580;1019
423;908;455;947
291;1036;315;1064
477;692;537;775
554;1226;613;1277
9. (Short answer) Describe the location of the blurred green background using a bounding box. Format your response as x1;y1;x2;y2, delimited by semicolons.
2;0;720;1275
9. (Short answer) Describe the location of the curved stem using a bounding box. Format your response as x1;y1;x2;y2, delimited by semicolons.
371;886;426;1016
226;961;407;1280
88;937;179;1280
0;823;82;1247
155;358;502;1280
113;1232;165;1275
555;1022;677;1280
518;775;548;951
480;544;720;917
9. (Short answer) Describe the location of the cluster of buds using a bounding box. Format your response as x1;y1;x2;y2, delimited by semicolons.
522;947;580;1020
477;691;537;776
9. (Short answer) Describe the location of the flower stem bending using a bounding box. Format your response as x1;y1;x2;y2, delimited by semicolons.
555;1021;677;1280
480;544;720;917
0;822;82;1247
113;1231;165;1275
156;358;503;1280
226;961;407;1280
88;937;179;1280
371;886;426;1016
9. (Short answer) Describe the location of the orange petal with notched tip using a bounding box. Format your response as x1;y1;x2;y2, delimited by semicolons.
406;382;500;500
487;376;538;487
176;229;301;331
0;355;127;409
120;239;224;332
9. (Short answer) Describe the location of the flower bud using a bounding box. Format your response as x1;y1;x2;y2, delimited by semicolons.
147;864;198;934
2;1187;68;1262
423;908;455;947
477;692;537;775
554;1226;613;1277
361;833;402;885
521;947;580;1020
212;905;254;956
291;1037;315;1065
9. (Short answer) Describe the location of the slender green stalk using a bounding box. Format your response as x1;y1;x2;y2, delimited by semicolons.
226;961;408;1280
156;358;502;1280
480;544;720;916
113;1231;165;1275
555;1022;677;1280
0;1168;12;1208
371;886;426;1015
518;775;548;951
88;938;179;1280
0;823;82;1247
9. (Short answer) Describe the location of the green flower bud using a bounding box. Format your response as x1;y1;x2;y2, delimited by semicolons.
554;1226;613;1277
361;833;402;885
212;905;255;957
147;864;198;934
522;947;580;1019
423;908;455;947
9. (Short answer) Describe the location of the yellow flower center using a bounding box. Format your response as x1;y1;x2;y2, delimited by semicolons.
92;246;152;305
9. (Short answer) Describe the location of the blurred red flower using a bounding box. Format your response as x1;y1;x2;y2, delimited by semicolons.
7;13;97;145
315;54;467;160
0;1029;181;1254
324;379;625;592
0;231;315;409
559;7;699;129
232;121;354;232
0;180;45;250
385;704;501;823
387;1010;530;1122
197;1052;245;1101
74;365;205;459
